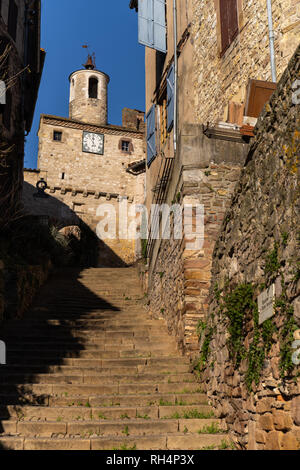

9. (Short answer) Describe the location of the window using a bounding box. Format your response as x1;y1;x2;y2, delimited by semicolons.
53;131;62;141
89;77;98;99
219;0;239;56
8;0;18;42
119;139;133;153
122;141;130;152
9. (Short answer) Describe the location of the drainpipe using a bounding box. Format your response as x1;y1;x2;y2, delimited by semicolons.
266;0;277;83
173;0;178;155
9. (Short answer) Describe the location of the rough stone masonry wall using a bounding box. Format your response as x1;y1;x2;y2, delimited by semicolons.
192;0;300;124
198;45;300;450
146;160;245;356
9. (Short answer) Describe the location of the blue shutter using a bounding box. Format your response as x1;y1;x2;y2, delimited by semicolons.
138;0;154;49
153;0;167;53
146;105;156;167
138;0;167;53
0;81;6;105
167;64;174;131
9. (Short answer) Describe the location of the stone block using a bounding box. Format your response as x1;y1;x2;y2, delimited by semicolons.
272;410;293;431
258;413;274;431
265;431;283;450
291;396;300;426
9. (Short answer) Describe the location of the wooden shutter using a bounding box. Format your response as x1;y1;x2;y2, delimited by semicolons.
138;0;167;53
167;63;175;131
146;105;156;167
8;0;18;42
220;0;238;55
153;0;167;53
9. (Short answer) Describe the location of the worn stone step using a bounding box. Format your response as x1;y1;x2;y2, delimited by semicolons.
2;363;190;375
0;404;212;421
0;433;230;451
0;419;224;438
0;382;201;397
0;373;195;386
0;392;208;408
6;348;176;359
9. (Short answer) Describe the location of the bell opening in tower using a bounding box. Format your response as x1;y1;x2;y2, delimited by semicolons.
89;77;98;99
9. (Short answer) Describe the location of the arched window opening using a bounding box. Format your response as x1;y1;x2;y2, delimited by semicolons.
89;77;98;99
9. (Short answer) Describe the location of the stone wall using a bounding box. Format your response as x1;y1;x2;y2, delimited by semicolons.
145;126;248;355
192;0;300;124
198;44;300;450
0;258;52;325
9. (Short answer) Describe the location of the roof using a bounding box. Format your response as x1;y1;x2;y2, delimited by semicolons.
38;114;145;139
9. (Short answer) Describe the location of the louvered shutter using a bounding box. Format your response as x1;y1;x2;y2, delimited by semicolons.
167;64;175;131
138;0;167;53
0;81;6;105
146;105;156;167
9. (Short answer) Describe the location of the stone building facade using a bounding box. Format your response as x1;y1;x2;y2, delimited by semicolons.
198;44;300;450
23;58;145;266
0;0;44;229
130;0;300;356
192;0;300;125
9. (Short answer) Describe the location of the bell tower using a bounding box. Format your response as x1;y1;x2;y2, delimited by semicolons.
69;54;110;126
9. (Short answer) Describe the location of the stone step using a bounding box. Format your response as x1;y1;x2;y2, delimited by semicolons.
2;332;175;342
4;356;189;368
0;382;202;397
3;340;177;351
3;325;164;335
0;373;195;385
4;319;161;328
0;393;208;408
0;418;224;438
3;363;190;375
0;433;230;450
6;349;176;360
0;404;212;421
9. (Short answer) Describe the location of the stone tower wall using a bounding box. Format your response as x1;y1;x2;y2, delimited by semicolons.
69;69;109;126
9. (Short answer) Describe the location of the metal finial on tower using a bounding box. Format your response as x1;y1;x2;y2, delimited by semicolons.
83;51;96;70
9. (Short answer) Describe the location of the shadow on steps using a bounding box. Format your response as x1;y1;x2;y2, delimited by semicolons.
0;267;129;446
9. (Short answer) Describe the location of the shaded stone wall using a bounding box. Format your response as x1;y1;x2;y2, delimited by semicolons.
144;126;248;355
198;45;300;450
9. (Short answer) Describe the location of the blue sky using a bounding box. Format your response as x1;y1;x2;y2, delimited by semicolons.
24;0;145;169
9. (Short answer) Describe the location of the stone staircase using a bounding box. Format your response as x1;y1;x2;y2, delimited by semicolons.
0;267;229;450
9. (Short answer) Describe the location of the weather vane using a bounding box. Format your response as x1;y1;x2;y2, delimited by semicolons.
82;45;96;70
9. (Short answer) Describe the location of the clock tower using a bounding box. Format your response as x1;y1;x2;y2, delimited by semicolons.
69;54;110;126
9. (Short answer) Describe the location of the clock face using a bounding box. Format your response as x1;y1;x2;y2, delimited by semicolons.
82;132;104;155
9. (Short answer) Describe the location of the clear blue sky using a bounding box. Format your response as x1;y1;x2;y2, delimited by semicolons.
24;0;145;169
